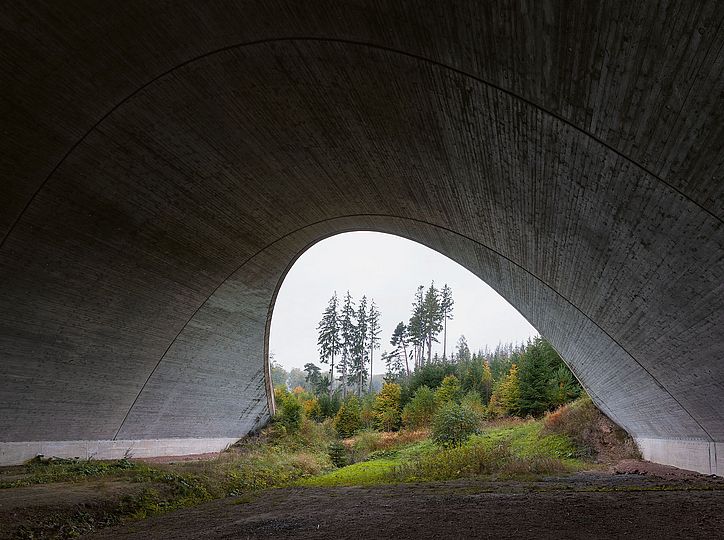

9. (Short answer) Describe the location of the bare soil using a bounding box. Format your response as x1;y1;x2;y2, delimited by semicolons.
0;480;155;539
2;461;722;539
86;466;723;540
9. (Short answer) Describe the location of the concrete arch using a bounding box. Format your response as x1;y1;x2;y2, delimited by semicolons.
0;2;722;473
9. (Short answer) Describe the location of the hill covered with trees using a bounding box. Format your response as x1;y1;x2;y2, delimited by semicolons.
273;283;583;432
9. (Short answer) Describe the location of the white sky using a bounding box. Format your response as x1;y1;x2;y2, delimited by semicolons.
269;232;538;373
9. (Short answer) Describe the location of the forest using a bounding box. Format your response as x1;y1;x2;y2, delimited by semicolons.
256;284;639;493
271;283;585;439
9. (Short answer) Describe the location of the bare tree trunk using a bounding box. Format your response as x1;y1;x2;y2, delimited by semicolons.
342;359;347;399
443;315;447;360
369;347;374;393
402;341;410;377
329;354;334;398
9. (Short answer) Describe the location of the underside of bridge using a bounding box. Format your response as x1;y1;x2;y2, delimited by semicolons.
1;2;722;473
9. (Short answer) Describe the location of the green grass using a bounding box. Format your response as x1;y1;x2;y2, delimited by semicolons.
296;459;399;487
468;421;584;463
299;419;586;488
297;439;437;487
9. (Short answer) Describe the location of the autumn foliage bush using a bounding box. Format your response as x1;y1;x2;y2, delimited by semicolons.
372;383;402;431
334;397;362;438
542;396;640;461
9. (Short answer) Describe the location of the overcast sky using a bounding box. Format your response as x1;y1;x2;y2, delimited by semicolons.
269;232;538;373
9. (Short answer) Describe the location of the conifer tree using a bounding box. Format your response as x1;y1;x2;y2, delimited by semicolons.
490;363;521;416
367;299;381;393
422;282;443;364
390;322;410;376
338;291;356;398
351;295;368;396
317;292;341;397
383;350;406;380
372;383;402;431
517;338;553;416
455;335;471;363
407;285;425;369
481;360;494;405
440;284;454;360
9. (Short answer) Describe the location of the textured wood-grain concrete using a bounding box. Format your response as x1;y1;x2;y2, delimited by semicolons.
0;2;722;473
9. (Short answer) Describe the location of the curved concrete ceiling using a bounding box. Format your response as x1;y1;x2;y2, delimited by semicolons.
0;2;722;473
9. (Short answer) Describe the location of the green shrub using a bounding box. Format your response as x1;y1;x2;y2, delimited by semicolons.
334;397;362;438
303;397;323;422
393;441;512;481
318;393;341;419
431;401;481;447
360;392;377;429
327;441;348;468
402;386;436;429
461;390;487;417
373;383;402;431
407;362;457;394
434;375;462;406
276;394;303;433
348;430;383;463
391;440;571;482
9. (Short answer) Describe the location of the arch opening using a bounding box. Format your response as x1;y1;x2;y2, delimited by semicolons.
268;230;539;396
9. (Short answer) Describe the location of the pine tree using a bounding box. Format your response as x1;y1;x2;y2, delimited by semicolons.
518;337;581;414
317;292;341;397
407;286;425;369
517;338;554;416
351;295;369;397
481;360;494;405
338;291;356;398
549;364;581;407
372;383;402;431
390;322;410;376
422;282;443;364
304;363;329;396
440;284;454;360
383;350;406;380
455;335;471;363
367;299;381;393
490;363;521;416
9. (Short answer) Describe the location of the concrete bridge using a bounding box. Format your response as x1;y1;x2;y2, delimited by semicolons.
1;1;722;474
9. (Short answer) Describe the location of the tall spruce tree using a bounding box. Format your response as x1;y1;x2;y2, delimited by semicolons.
440;284;454;360
367;299;381;393
317;292;341;396
407;286;425;369
422;282;443;364
303;363;328;396
518;337;581;415
350;295;369;396
338;291;356;398
455;335;471;363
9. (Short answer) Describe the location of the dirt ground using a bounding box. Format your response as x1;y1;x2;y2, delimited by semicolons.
2;461;722;539
86;470;723;540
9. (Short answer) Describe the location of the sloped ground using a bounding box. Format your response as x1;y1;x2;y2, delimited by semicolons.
87;471;724;539
2;403;720;539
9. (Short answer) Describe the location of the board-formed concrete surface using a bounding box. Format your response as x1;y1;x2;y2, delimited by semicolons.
0;2;722;473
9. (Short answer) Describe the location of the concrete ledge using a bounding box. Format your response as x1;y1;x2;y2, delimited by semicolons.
636;438;721;476
0;438;239;466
